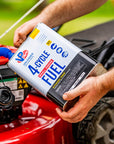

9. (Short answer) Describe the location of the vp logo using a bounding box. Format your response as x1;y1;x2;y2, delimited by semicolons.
15;50;28;63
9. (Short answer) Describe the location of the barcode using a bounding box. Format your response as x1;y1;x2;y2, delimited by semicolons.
36;33;47;44
12;90;24;101
19;90;24;96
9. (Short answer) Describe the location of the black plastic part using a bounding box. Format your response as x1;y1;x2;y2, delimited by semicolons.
73;97;114;144
105;53;114;69
70;38;96;48
0;65;30;124
0;106;22;124
65;21;114;68
0;87;15;109
88;38;114;64
53;25;62;32
65;20;114;50
109;129;114;140
97;39;114;65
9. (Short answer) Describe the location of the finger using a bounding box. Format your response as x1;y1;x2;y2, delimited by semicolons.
63;85;85;100
56;106;87;123
56;98;90;123
56;108;72;122
18;24;33;38
56;101;81;120
57;105;90;123
60;95;90;119
14;23;33;47
70;112;88;123
14;35;26;48
56;108;69;119
14;29;20;47
14;30;27;47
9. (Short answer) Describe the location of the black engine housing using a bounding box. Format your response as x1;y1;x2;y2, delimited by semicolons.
0;65;30;124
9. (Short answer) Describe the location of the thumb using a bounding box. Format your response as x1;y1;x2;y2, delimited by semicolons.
63;86;82;100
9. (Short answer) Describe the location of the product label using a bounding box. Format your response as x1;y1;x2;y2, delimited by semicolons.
0;78;24;102
16;50;29;63
8;23;81;96
29;28;40;39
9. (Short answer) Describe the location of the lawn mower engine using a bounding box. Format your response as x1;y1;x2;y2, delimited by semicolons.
0;45;30;124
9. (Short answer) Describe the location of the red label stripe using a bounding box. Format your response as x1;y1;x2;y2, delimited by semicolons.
38;59;54;78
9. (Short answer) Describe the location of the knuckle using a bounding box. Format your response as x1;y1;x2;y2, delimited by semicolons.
15;28;20;34
13;42;17;46
65;118;75;123
70;119;77;123
81;103;87;111
76;117;83;122
81;106;86;111
62;117;69;122
79;117;83;121
18;31;23;36
68;113;74;119
15;43;19;48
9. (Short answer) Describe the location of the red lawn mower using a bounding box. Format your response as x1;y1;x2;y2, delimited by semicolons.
0;21;114;144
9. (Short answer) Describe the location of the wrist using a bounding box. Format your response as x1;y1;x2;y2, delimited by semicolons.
96;71;112;94
30;14;52;28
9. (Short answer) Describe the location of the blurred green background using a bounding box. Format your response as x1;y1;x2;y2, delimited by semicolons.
0;0;114;46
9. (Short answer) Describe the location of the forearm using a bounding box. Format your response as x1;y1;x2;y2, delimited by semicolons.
33;0;107;28
97;68;114;93
13;0;107;47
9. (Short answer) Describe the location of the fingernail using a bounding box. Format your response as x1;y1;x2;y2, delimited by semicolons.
63;94;67;99
56;108;61;113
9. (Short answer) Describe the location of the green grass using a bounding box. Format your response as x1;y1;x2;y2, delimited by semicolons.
0;13;38;46
0;0;114;46
59;15;114;36
59;0;114;35
0;1;36;11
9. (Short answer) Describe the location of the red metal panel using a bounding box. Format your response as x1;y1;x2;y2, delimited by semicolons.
0;94;75;144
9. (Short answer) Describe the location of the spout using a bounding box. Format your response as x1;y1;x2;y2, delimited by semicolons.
0;47;14;59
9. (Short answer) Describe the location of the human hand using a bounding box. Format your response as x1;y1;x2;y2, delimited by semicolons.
14;18;39;48
56;76;109;123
